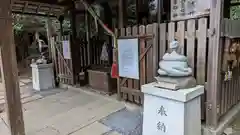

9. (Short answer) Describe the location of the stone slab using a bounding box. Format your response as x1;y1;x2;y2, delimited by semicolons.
100;108;142;135
20;78;32;84
107;131;122;135
0;119;10;135
30;126;62;135
24;95;99;134
70;122;111;135
43;100;123;135
154;76;196;90
23;90;81;111
142;83;204;102
0;87;124;135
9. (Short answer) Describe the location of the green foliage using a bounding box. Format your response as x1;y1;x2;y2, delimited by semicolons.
231;0;240;20
231;5;240;20
12;13;72;36
12;14;24;35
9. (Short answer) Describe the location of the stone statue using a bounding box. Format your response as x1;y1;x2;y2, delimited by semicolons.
155;40;196;90
158;40;193;76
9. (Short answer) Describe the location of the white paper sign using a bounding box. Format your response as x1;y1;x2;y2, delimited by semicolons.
118;38;139;79
62;40;71;59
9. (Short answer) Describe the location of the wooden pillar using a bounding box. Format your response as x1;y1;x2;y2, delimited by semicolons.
46;18;53;60
118;0;127;28
102;2;113;65
70;2;77;40
136;0;139;24
45;18;59;86
35;31;39;40
70;1;80;84
35;31;40;52
206;0;224;129
157;0;162;23
224;0;230;18
137;0;149;25
58;15;64;37
85;11;91;65
0;0;25;134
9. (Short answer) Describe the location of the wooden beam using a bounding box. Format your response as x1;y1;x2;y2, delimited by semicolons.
13;0;64;17
0;0;25;134
12;11;57;17
206;0;224;129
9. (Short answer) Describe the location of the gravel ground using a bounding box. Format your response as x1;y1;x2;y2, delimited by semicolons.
100;108;143;135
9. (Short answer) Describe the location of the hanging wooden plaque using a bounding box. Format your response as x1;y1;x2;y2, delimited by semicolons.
171;0;211;21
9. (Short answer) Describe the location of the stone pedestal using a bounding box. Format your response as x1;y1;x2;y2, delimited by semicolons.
142;82;204;135
31;63;55;91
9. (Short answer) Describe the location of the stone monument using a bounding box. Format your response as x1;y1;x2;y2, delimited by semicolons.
155;40;196;90
142;40;203;135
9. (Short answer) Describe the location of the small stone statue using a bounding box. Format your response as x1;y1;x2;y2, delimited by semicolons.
158;40;193;76
155;40;196;90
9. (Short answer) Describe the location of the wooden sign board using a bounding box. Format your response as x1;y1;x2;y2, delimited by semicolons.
118;38;139;79
171;0;211;21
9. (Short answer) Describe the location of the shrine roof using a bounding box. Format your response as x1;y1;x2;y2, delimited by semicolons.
16;0;65;5
12;0;66;17
12;0;117;17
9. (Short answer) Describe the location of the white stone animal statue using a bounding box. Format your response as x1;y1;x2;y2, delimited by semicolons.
158;40;193;77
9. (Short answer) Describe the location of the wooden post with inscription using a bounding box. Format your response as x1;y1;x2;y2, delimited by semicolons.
0;0;25;134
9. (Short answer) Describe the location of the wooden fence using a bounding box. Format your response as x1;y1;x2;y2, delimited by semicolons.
116;25;157;104
52;35;108;85
218;37;240;117
89;36;107;66
220;66;240;117
117;17;240;127
117;17;210;105
53;35;74;85
76;36;89;73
